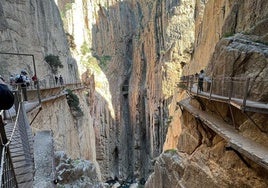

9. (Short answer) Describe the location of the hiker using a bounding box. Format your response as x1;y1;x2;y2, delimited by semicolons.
55;75;58;85
195;73;199;81
205;76;212;91
198;69;205;92
0;76;14;110
15;70;28;101
32;74;38;88
9;74;16;89
59;75;63;85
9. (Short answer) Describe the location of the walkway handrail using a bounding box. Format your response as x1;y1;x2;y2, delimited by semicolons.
0;116;18;188
178;75;267;112
0;101;34;187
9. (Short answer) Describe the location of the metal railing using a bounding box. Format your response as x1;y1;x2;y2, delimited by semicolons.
0;102;34;187
178;75;268;110
0;79;83;187
0;116;18;188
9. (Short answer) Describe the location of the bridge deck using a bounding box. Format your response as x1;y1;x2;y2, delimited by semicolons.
178;98;268;170
5;122;34;187
189;85;268;114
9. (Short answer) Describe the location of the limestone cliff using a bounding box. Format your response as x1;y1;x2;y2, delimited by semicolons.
58;0;195;181
0;0;78;84
150;0;268;187
0;0;100;180
58;0;268;186
1;0;267;187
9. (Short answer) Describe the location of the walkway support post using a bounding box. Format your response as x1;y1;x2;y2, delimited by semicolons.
191;76;194;93
187;76;190;91
228;77;233;101
242;78;250;112
209;78;213;100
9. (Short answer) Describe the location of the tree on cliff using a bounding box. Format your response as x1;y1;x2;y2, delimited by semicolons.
44;54;64;75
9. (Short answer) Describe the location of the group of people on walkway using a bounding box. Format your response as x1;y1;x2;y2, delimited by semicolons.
9;70;40;90
0;70;66;123
54;75;64;86
2;69;65;102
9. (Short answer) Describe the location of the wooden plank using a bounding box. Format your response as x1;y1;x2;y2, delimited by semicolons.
189;88;268;114
178;98;268;170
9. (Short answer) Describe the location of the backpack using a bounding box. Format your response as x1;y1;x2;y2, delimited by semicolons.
15;75;24;83
0;84;14;110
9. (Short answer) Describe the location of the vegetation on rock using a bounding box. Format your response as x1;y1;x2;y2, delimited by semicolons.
44;54;64;74
66;89;83;117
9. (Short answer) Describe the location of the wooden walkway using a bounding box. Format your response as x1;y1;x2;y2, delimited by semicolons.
178;98;268;170
4;122;34;187
0;79;82;187
188;85;268;114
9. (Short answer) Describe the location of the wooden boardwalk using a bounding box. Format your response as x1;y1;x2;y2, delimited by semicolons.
188;85;268;114
4;122;34;187
178;98;268;170
0;76;83;187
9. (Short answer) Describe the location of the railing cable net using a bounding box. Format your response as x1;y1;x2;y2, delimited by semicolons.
0;102;34;187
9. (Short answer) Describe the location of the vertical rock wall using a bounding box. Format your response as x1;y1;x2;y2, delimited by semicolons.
147;0;268;187
29;90;98;162
0;0;78;83
58;0;195;181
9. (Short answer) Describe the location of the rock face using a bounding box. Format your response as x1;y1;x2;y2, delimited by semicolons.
29;89;98;163
207;34;268;101
57;0;268;186
0;0;78;84
58;0;195;181
54;151;104;187
188;0;268;74
156;0;268;186
2;0;268;187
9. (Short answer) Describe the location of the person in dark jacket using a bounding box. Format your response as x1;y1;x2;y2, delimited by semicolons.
198;69;205;92
0;76;14;110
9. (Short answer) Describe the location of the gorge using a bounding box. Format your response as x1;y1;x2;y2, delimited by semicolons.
0;0;268;187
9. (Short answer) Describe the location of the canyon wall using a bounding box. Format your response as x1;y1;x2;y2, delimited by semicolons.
58;0;196;181
58;0;268;186
0;0;100;179
148;0;268;187
1;0;267;186
0;0;78;84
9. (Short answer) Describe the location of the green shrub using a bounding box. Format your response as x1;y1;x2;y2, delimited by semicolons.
164;149;177;154
44;54;63;74
99;55;111;69
223;32;234;38
66;89;83;116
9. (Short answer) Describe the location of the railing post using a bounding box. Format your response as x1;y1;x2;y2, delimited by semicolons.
196;76;199;95
13;90;20;114
190;76;193;93
242;78;250;111
209;78;213;99
228;77;233;101
187;76;190;91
